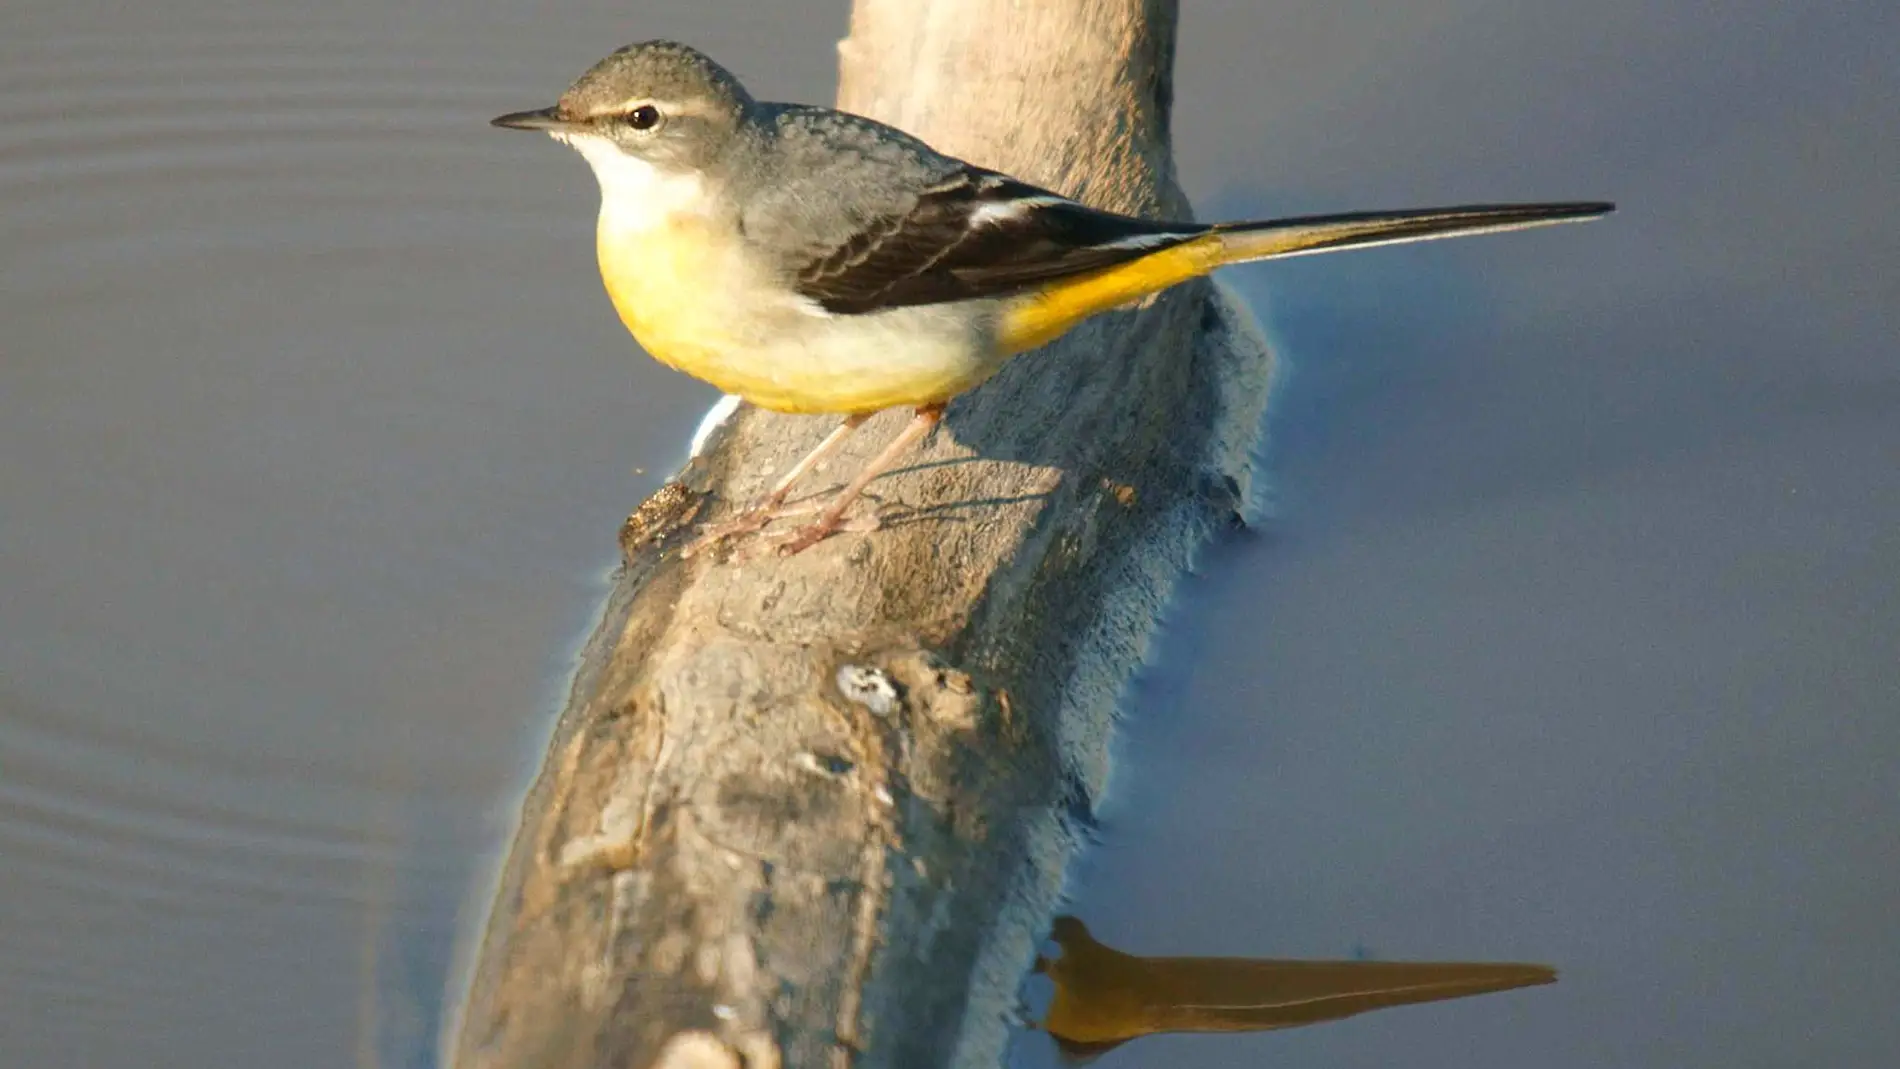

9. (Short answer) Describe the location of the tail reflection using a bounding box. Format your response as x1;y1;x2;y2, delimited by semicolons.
1035;915;1554;1059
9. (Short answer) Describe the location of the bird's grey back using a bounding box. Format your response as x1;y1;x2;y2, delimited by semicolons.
735;104;969;268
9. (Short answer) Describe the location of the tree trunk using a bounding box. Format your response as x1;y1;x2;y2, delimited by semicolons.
446;2;1275;1067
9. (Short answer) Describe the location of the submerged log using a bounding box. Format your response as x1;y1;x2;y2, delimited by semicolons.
447;1;1275;1066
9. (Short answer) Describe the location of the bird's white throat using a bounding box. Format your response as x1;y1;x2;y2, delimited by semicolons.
558;132;708;233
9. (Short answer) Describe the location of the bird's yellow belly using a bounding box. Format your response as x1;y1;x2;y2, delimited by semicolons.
597;220;997;414
596;218;743;378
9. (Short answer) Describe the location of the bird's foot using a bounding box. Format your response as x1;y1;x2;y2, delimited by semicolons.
767;509;882;557
684;498;863;559
679;502;783;559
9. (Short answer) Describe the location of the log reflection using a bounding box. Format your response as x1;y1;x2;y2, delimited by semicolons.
1034;915;1554;1059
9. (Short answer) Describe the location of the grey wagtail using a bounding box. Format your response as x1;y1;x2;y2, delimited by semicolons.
492;41;1612;555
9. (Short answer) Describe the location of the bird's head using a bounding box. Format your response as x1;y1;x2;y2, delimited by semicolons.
492;40;755;209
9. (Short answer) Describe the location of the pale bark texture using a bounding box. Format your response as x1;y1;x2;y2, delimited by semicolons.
447;1;1275;1067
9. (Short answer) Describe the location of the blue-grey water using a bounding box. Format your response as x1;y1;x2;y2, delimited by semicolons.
1;2;1894;1067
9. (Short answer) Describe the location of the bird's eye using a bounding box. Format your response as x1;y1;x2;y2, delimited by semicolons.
626;104;662;131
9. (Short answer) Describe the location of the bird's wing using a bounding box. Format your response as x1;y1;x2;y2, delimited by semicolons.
787;166;1208;315
752;105;1612;315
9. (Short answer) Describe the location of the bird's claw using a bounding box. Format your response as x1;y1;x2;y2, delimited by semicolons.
679;503;779;559
681;501;878;560
767;511;882;556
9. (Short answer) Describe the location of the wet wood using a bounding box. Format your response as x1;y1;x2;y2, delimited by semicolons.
447;1;1275;1067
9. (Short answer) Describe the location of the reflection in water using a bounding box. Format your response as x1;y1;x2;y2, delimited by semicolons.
3;0;1894;1065
1035;916;1553;1059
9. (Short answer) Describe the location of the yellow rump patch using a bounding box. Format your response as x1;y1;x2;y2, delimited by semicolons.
995;233;1228;354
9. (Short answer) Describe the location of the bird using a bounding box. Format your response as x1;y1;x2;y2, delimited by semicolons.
491;40;1612;556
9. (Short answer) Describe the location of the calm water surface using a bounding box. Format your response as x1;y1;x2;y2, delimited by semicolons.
2;2;1894;1068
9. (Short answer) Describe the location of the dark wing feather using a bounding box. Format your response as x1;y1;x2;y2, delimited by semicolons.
793;169;1207;314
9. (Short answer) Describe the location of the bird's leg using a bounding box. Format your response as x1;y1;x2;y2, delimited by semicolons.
773;404;944;556
681;412;871;557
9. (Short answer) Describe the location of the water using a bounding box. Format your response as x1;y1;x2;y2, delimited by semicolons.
2;2;1895;1068
0;5;749;1064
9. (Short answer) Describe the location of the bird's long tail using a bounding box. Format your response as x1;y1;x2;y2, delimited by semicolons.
1209;201;1614;263
995;201;1612;353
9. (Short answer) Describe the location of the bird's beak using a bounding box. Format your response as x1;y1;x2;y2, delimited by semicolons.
490;106;581;133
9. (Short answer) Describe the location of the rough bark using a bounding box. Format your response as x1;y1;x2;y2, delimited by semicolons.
446;2;1275;1067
